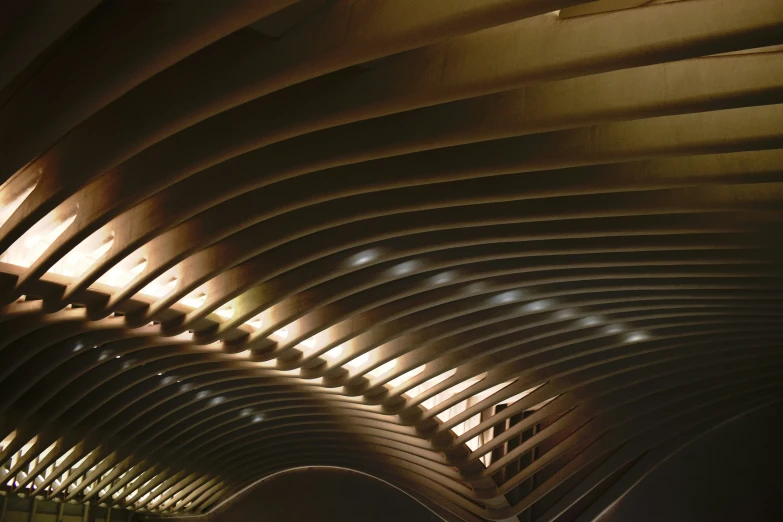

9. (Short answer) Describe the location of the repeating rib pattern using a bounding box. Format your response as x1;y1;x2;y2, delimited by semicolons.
0;1;782;520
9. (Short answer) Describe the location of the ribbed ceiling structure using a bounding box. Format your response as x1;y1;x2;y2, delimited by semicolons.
1;1;782;520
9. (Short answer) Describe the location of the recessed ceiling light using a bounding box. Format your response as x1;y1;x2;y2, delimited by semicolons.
347;248;380;267
626;332;649;343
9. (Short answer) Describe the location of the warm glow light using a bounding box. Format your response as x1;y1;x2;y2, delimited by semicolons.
458;384;545;463
272;328;289;339
215;305;234;319
553;308;578;320
98;256;148;288
454;413;481;441
130;259;146;275
49;233;115;278
324;345;343;359
1;212;77;268
626;332;649;342
247;315;263;329
578;316;602;327
347;248;380;267
406;369;456;398
20;436;37;455
501;388;536;405
140;276;177;298
388;365;425;387
368;359;397;377
449;382;519;437
92;237;113;257
347;353;369;368
422;374;484;410
528;395;557;411
389;259;421;276
0;430;16;452
464;281;487;294
603;324;625;334
0;184;35;227
430;271;456;285
523;299;555;312
180;292;207;308
491;290;524;304
54;446;75;467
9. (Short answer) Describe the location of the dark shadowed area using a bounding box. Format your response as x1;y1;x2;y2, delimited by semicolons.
598;402;783;522
163;404;783;522
165;467;446;522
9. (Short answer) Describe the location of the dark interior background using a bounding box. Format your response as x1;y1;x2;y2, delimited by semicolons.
164;467;444;522
598;401;783;522
164;401;783;522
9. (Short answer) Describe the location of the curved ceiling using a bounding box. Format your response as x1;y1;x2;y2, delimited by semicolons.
596;402;783;522
0;0;782;520
170;466;450;522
